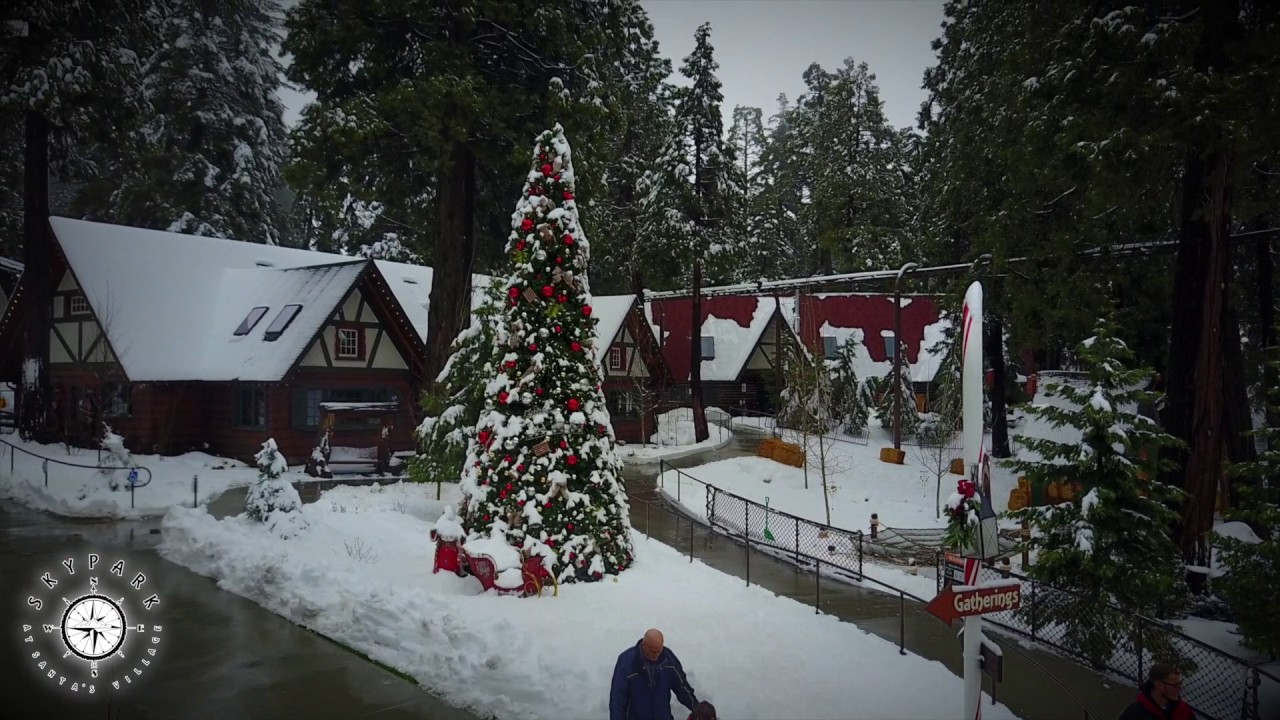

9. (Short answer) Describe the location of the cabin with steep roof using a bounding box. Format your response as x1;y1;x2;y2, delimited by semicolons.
0;217;431;464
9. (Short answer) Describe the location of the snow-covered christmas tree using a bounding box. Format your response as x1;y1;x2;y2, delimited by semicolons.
875;341;921;437
458;125;634;585
829;338;869;434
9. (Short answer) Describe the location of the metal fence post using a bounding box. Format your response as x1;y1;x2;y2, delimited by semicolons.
858;532;864;578
795;518;800;563
645;500;650;536
744;512;751;586
130;483;135;509
1030;581;1038;643
43;459;48;487
898;592;906;655
815;559;821;614
1135;627;1144;684
689;518;694;563
193;475;198;508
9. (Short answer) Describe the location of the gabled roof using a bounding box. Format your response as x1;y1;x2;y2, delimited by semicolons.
590;295;636;360
646;296;793;382
797;293;948;382
376;262;496;345
50;217;388;382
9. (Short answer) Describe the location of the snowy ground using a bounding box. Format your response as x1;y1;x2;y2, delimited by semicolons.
158;481;1023;720
616;407;736;463
0;436;311;519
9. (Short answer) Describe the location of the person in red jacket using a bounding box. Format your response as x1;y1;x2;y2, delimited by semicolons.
1119;664;1194;720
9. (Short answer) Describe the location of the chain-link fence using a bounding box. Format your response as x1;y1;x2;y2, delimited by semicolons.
935;553;1278;720
657;466;870;584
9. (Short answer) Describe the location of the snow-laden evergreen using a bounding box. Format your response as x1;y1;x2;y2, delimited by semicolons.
410;281;505;485
874;341;921;437
828;339;869;434
1009;319;1186;666
245;438;305;537
458;125;633;585
1215;350;1280;656
77;0;287;242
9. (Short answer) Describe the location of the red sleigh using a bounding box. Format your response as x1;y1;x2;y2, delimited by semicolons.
431;528;558;598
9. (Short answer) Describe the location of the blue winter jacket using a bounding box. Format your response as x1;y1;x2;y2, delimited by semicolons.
609;639;698;720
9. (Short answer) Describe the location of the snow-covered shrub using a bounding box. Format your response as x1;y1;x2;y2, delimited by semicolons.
99;424;132;467
245;438;305;537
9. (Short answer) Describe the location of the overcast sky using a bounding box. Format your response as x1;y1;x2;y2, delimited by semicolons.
278;1;946;132
642;0;945;130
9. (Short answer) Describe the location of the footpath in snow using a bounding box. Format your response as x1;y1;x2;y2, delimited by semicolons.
0;435;315;519
616;407;736;463
158;481;1022;720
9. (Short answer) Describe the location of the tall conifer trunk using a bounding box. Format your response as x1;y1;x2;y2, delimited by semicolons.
20;110;52;442
690;261;709;442
425;146;476;391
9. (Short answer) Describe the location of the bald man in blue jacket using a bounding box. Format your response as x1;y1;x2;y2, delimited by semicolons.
610;628;699;720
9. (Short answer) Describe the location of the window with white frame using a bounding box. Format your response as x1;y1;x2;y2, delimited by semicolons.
823;336;838;359
68;294;90;316
608;346;624;371
884;334;896;359
336;327;361;359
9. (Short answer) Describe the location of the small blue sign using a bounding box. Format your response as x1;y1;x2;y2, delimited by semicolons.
127;469;140;487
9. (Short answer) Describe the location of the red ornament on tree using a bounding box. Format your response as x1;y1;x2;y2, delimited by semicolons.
542;285;554;297
582;305;592;316
563;191;575;201
504;455;512;464
566;455;578;466
505;360;516;369
554;325;562;333
570;341;582;352
498;391;509;404
566;399;580;412
517;464;526;472
563;234;574;245
515;240;526;251
541;163;553;175
535;388;544;395
478;429;492;446
559;440;568;449
567;523;575;531
508;287;519;300
520;218;533;232
558;294;567;303
528;343;538;352
555;256;563;264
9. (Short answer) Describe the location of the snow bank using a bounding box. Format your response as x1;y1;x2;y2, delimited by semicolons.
158;482;1022;720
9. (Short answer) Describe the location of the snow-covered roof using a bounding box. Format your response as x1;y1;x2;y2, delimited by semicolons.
375;261;495;344
646;296;791;382
590;295;636;362
800;293;948;383
51;217;372;382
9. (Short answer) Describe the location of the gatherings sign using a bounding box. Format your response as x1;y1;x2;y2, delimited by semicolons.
17;552;164;697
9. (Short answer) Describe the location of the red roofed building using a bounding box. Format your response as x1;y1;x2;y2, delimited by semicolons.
795;293;950;411
645;296;801;414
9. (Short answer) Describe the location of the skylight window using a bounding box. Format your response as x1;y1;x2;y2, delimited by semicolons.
263;304;303;341
234;306;269;337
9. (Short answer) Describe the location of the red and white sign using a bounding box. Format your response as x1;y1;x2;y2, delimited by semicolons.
926;583;1022;625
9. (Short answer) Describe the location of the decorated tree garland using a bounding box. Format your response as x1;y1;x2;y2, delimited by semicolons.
457;124;634;584
943;476;982;551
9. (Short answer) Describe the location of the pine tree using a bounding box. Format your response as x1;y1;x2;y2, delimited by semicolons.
245;438;305;536
576;0;674;294
875;341;921;438
753;95;812;278
458;125;633;584
410;282;504;485
75;0;287;241
828;338;868;434
1010;319;1187;666
1215;349;1280;656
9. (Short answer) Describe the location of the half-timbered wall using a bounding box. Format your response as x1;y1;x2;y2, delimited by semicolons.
297;288;408;371
49;272;117;366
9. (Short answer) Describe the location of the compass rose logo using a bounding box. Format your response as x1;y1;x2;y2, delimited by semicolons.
18;553;164;697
